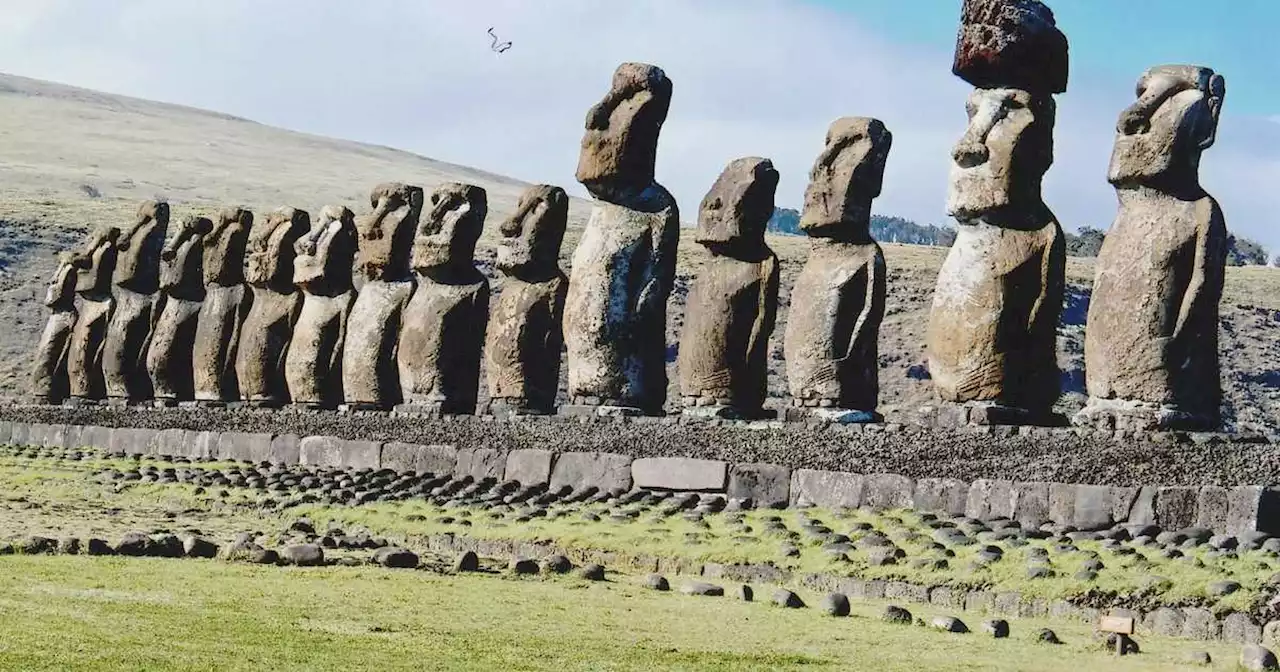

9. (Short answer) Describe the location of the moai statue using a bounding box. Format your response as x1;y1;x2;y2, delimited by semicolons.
286;206;358;409
563;62;679;416
1076;66;1228;430
191;207;252;404
102;200;169;402
925;0;1068;425
236;207;310;407
341;183;422;410
678;158;780;419
397;183;490;415
29;253;79;404
146;215;211;403
783;119;891;423
484;185;569;416
65;225;120;403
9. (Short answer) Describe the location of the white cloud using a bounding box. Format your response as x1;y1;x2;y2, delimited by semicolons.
0;0;1276;247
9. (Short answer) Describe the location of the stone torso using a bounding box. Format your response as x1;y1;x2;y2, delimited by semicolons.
101;288;157;399
66;295;113;399
235;288;302;405
287;290;356;407
342;279;414;407
147;295;203;400
1085;193;1225;412
397;277;489;413
31;309;77;402
563;190;679;410
485;274;567;411
192;284;249;401
783;242;885;410
927;219;1064;411
679;255;778;410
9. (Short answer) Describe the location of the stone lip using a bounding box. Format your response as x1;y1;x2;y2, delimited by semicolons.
952;0;1069;95
3;404;1276;488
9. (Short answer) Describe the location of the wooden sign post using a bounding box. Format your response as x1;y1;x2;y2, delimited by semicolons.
1099;615;1136;656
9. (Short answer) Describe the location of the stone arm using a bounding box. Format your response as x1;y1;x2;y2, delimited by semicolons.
330;292;356;389
846;249;886;361
226;290;254;382
1027;225;1065;336
1172;198;1226;341
746;255;781;370
632;202;680;321
139;293;166;377
543;275;569;362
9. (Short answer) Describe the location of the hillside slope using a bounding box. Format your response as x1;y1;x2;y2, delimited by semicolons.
1;73;1279;430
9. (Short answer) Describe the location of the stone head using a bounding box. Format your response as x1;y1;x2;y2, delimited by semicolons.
294;205;357;292
947;88;1055;222
160;215;212;292
697;157;778;254
413;183;486;274
1109;65;1226;188
800;118;892;240
498;184;567;278
576;62;673;202
202;207;252;286
112;200;169;292
245;207;310;289
72;225;120;297
45;251;79;309
355;183;422;280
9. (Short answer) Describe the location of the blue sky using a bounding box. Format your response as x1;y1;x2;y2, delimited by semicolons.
0;0;1277;248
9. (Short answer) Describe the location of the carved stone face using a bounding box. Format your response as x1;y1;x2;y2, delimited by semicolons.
1109;65;1225;186
413;183;486;273
356;183;422;280
800;118;892;239
45;252;78;308
73;225;120;296
294;205;356;291
697;157;778;251
203;207;252;286
113;200;169;291
160;215;212;292
947;88;1055;221
575;62;673;201
245;207;310;288
497;185;567;277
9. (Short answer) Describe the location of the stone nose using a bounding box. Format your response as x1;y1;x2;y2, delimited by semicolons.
1118;108;1150;136
952;142;989;169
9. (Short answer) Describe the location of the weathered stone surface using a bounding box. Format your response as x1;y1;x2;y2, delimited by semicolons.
1224;612;1263;645
236;207;309;406
286;206;357;408
791;469;863;509
455;448;506;481
30;253;79;403
398;183;489;414
193;207;252;402
66;226;120;400
1240;644;1279;671
785;118;890;415
269;434;300;466
952;0;1068;95
728;463;791;508
109;428;157;456
299;436;381;470
381;442;457;475
147;215;210;401
216;431;273;464
678;157;779;417
1073;485;1118;531
1182;607;1221;640
1146;607;1186;637
1079;66;1227;431
282;543;324;567
1197;485;1230;531
549;451;632;493
863;473;914;511
103;201;168;401
966;479;1015;520
485;185;569;415
343;184;422;408
1157;486;1199;530
914;478;969;517
504;449;555;485
1012;481;1051;526
1229;486;1280;535
1128;485;1158;525
632;457;727;492
927;87;1064;416
564;62;678;415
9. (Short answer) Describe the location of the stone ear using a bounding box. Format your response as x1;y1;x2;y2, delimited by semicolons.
1200;74;1226;150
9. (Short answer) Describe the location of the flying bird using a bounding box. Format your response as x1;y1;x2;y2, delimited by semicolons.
488;27;512;54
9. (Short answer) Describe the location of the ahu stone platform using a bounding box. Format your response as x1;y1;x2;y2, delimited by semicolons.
3;404;1280;536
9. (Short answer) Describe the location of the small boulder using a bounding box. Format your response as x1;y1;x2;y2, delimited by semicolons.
1242;645;1280;671
737;585;754;602
247;547;279;565
183;536;219;559
932;616;969;634
644;574;670;591
981;619;1010;638
148;534;184;558
1209;580;1241;597
1037;628;1061;644
86;539;114;556
542;555;573;575
374;547;419;569
510;558;539;575
1185;651;1211;666
771;589;805;609
115;531;150;557
680;581;724;597
882;605;912;625
578;563;606;581
821;593;850;617
57;538;81;555
282;544;325;567
454;551;480;573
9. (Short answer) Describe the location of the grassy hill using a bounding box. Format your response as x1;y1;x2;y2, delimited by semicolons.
2;72;1279;429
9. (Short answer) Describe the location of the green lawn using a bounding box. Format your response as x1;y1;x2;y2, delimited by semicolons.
0;556;1238;671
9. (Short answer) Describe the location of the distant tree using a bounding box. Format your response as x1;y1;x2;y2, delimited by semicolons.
1226;234;1268;266
1064;226;1106;257
766;208;956;247
1272;253;1280;268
